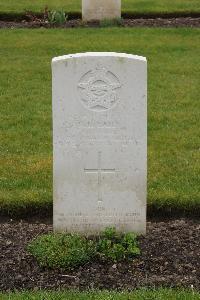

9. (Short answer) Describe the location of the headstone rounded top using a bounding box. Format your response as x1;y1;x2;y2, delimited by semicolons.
52;52;147;64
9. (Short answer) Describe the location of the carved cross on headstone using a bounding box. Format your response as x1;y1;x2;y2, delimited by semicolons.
84;151;115;203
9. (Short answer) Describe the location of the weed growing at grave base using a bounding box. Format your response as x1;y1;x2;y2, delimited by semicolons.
28;228;140;269
48;10;68;25
28;232;96;269
0;28;199;217
96;227;140;261
0;0;200;14
1;289;200;299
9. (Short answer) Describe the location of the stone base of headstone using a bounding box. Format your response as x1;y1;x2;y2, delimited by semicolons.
82;0;121;21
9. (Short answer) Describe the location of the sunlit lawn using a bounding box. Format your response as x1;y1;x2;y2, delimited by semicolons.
0;27;199;216
1;289;200;300
0;0;200;14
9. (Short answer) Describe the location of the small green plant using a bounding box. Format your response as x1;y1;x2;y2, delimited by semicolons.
100;17;123;27
28;228;140;270
97;227;140;261
48;10;68;25
27;233;95;269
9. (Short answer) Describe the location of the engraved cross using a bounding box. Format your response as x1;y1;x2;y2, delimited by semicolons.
84;151;115;203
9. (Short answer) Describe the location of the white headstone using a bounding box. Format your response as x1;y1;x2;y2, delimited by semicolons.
82;0;121;21
52;52;147;234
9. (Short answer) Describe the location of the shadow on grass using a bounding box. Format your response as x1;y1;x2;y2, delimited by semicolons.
1;201;199;221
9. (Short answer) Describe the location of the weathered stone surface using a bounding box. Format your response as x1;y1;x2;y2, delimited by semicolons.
82;0;121;21
52;52;147;234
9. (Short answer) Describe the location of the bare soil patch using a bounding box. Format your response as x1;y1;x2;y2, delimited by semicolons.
0;218;199;291
0;17;200;28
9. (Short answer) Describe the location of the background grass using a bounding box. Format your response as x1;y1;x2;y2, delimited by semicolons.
0;0;200;14
0;28;200;216
1;289;200;300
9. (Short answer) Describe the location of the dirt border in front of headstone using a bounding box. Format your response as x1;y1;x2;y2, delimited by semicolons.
0;11;200;21
0;11;200;28
1;218;199;291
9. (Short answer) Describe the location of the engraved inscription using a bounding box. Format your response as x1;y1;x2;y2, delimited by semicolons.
84;151;115;203
78;66;121;112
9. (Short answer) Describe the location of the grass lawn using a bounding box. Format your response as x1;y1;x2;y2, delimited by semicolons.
0;0;200;14
0;27;199;216
1;289;200;299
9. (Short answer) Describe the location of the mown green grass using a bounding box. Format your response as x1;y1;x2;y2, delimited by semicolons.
0;28;200;216
0;0;200;14
1;289;200;299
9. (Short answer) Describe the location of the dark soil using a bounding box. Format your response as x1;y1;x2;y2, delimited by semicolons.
0;218;200;291
0;17;200;29
123;17;200;27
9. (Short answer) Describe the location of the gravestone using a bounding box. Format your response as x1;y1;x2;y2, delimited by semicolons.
82;0;121;21
52;52;147;234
